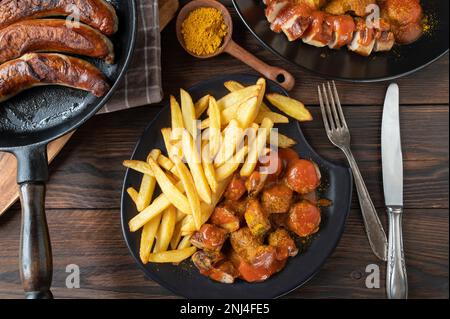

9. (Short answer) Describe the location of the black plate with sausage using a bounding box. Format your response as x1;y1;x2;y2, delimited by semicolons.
121;74;353;298
233;0;449;82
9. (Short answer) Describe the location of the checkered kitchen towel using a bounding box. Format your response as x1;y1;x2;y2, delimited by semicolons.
99;0;163;113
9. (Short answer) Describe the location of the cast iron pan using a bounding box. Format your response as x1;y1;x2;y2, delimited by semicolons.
232;0;449;82
121;74;353;298
0;0;137;298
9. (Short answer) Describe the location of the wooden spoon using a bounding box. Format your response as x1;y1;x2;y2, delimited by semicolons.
176;0;295;91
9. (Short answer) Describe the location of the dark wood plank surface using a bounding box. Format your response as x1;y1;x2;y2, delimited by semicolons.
0;0;448;298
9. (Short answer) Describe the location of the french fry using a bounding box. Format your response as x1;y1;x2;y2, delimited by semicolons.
157;153;180;179
161;127;183;159
269;132;297;148
136;175;155;212
139;213;161;264
217;85;260;109
129;181;182;232
214;119;241;167
182;131;212;204
170;96;184;140
173;156;202;230
255;78;266;112
154;205;176;253
123;160;153;177
224;80;271;112
194;94;210;118
200;139;219;194
240;118;274;177
146;149;162;164
180;89;197;138
202;159;218;194
199;102;240;129
127;187;139;208
137;149;161;211
170;221;183;250
177;234;193;249
180;214;195;233
223;80;245;92
255;111;289;124
208;96;221;158
266;93;313;122
236;96;259;129
157;153;174;171
216;145;248;181
147;247;197;263
161;127;173;155
147;157;192;215
176;209;186;222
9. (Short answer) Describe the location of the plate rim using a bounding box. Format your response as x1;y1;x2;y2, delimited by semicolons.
231;0;449;83
120;73;353;298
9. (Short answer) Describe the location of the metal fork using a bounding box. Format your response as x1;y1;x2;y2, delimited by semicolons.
318;81;388;261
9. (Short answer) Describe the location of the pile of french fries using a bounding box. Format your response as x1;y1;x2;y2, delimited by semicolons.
123;78;312;265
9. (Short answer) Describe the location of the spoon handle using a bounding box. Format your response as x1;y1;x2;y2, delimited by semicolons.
225;40;295;91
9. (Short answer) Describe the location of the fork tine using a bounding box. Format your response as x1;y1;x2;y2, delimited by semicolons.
321;83;335;130
318;85;330;132
327;82;342;128
332;81;348;129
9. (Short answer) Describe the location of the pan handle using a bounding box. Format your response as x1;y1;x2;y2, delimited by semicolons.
15;145;53;299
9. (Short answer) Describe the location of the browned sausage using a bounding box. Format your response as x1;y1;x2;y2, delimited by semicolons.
0;0;118;35
0;19;114;65
190;224;228;251
268;228;298;259
288;200;321;237
0;53;110;103
210;205;240;233
261;183;293;214
285;158;321;194
224;173;246;201
380;0;423;44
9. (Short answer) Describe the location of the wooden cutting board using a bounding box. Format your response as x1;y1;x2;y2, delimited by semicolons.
0;0;179;216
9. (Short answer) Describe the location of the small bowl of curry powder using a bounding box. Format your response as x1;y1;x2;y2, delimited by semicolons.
176;0;232;58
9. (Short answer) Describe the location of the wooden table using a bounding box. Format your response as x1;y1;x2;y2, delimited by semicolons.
0;1;448;299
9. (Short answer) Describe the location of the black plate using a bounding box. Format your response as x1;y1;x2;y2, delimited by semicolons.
121;74;353;299
232;0;449;82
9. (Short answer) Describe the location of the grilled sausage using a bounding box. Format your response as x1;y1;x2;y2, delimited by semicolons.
190;224;228;251
380;0;423;44
224;173;246;201
0;19;114;65
210;205;240;233
285;158;321;194
0;53;110;103
288;200;321;237
0;0;118;35
268;228;298;259
261;183;293;214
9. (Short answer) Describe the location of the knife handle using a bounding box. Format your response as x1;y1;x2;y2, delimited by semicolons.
343;148;388;261
386;206;408;299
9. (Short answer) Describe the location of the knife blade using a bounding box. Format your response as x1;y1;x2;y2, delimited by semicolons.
382;83;408;299
382;83;402;205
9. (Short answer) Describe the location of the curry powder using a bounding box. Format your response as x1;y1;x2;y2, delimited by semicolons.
181;7;227;56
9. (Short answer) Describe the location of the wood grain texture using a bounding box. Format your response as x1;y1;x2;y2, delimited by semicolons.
0;133;74;216
0;208;447;299
0;0;448;299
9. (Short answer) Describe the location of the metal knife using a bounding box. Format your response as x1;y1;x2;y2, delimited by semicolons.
381;83;408;299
